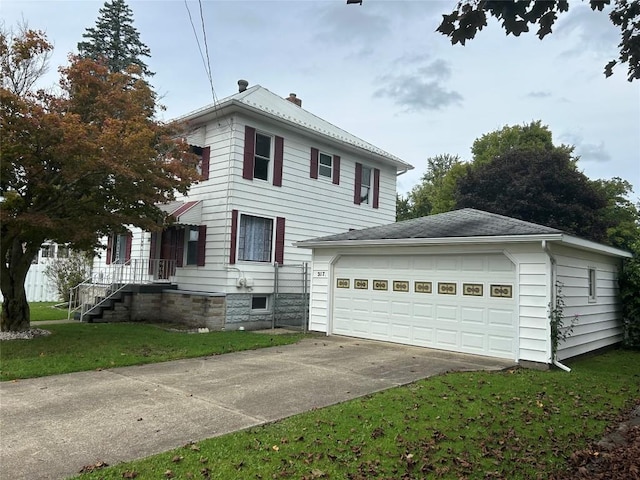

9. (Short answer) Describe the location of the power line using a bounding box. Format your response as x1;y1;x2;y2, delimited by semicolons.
184;0;218;106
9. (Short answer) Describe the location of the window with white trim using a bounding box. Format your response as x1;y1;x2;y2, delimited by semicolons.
588;267;597;302
251;295;269;311
360;166;372;204
318;152;332;178
185;226;199;265
238;214;273;262
254;133;271;181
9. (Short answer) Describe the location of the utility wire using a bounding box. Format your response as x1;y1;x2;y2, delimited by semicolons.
184;0;218;106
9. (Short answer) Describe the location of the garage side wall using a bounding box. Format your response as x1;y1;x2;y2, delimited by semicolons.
551;245;623;360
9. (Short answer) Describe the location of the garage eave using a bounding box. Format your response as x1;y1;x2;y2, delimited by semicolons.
557;234;633;258
295;234;564;249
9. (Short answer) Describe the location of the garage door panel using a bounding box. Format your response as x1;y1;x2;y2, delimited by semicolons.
461;332;485;350
436;305;458;321
391;323;411;342
413;326;434;345
488;308;515;327
435;328;458;347
488;336;515;355
371;299;391;315
333;253;516;360
391;301;411;316
461;307;485;324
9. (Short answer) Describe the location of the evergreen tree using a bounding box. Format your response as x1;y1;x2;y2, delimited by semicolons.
77;0;153;77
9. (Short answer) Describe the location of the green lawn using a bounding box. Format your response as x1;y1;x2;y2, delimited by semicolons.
73;349;639;480
29;301;68;321
0;323;304;381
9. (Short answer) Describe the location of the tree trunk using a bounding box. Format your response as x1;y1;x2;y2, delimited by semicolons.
0;235;41;332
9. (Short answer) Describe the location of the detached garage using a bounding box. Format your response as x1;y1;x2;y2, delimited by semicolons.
297;209;631;367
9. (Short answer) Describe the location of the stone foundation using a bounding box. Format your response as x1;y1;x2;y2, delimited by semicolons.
86;288;308;332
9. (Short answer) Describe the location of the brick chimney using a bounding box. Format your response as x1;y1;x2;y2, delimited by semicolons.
285;93;302;107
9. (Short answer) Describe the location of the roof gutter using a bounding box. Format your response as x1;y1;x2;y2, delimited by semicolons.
296;234;563;249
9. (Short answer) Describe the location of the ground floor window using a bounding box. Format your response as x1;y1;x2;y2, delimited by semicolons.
239;214;273;262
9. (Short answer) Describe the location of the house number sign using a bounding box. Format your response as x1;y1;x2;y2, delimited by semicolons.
314;270;328;278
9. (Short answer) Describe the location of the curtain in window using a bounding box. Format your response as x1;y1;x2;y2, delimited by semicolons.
239;215;273;262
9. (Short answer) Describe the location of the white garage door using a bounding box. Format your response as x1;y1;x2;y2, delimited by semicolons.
333;254;517;359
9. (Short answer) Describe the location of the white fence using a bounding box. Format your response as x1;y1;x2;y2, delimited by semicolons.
0;262;60;303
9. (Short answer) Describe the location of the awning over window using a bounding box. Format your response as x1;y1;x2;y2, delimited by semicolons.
158;200;202;226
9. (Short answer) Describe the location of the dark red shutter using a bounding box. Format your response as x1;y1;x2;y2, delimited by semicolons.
354;162;362;205
201;146;210;181
373;168;380;209
176;228;185;267
125;234;133;262
230;209;238;265
197;225;207;266
275;217;285;265
273;136;284;186
333;155;340;185
310;148;319;179
243;126;255;180
106;235;113;265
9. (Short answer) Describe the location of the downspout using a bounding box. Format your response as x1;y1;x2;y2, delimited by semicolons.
542;240;571;372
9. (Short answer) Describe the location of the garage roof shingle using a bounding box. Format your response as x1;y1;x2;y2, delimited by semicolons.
306;209;563;242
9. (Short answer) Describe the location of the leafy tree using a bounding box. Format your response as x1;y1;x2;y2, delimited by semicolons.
398;154;463;220
436;0;640;81
0;23;52;95
454;148;611;242
471;121;574;166
77;0;153;77
396;194;412;221
0;29;199;332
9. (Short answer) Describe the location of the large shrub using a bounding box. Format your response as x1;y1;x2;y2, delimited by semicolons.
44;251;92;304
619;254;640;348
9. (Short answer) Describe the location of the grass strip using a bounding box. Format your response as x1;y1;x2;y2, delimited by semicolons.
73;349;639;480
0;323;304;381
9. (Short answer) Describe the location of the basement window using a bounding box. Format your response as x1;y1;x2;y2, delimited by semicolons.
251;295;269;311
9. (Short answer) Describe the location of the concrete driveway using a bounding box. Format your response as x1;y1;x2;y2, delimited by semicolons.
0;335;514;480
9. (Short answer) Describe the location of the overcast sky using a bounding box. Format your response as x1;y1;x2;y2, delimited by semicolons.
4;0;639;197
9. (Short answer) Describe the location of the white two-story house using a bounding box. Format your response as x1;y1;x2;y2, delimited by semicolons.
89;80;413;330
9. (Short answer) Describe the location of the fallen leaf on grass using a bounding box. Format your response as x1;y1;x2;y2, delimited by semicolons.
79;461;109;473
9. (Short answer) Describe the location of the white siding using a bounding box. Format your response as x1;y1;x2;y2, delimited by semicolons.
552;244;623;360
175;113;399;294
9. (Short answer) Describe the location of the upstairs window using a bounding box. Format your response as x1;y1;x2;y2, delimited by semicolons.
254;133;271;181
319;152;332;178
360;166;372;204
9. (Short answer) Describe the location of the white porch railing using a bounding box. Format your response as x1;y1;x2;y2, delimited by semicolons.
68;259;176;321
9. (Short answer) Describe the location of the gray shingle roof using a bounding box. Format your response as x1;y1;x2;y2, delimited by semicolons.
305;209;563;243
